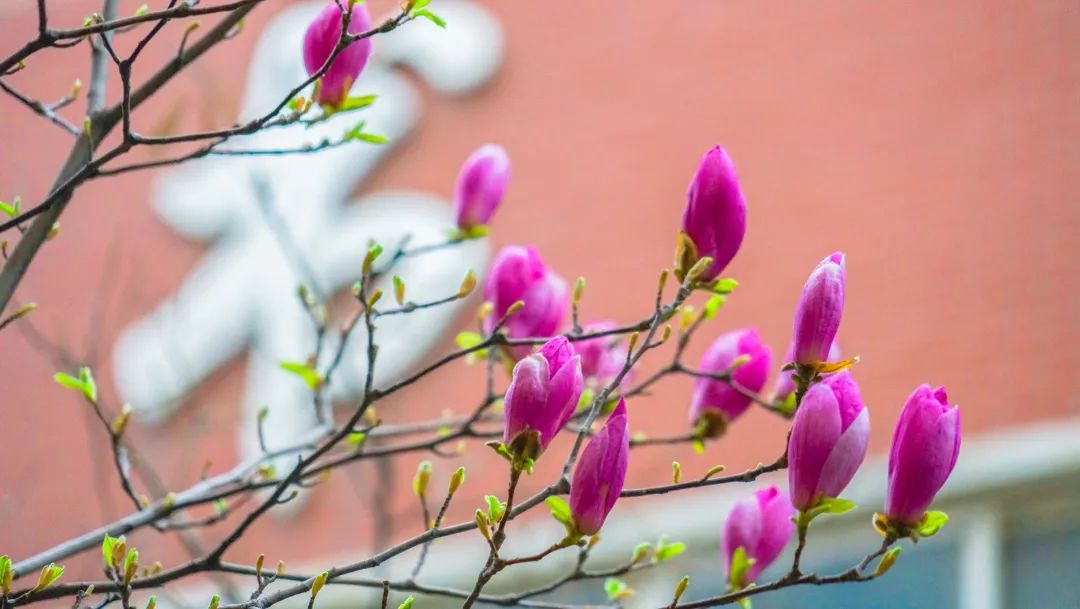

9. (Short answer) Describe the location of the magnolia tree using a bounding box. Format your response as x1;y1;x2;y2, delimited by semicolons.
0;2;962;609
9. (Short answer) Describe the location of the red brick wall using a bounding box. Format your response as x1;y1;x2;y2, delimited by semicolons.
1;0;1076;580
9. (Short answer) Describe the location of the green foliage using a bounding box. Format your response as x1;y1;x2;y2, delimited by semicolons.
101;534;126;570
344;121;389;144
916;511;949;538
347;432;367;449
710;277;739;294
727;546;756;590
0;555;13;594
54;367;97;402
703;294;726;320
278;361;324;390
413;9;446;28
654;535;687;562
630;542;652;563
32;563;64;593
874;546;902;576
485;495;505;523
545;495;573;533
803;496;857;523
338;95;377;112
0;196;21;218
398;595;415;609
604;577;633;601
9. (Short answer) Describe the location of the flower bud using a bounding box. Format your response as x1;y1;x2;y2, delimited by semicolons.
570;399;630;536
454;144;510;231
885;385;961;526
772;340;841;402
689;329;771;436
675;146;747;283
483;246;568;359
576;321;632;389
787;372;870;511
503;337;583;458
791;252;845;365
302;1;374;109
721;486;794;586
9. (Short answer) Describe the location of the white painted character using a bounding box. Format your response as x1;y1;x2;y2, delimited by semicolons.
113;1;503;512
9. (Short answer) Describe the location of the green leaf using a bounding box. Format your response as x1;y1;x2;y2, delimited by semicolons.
484;440;513;463
630;542;652;563
279;361;323;390
703;294;725;320
455;331;483;349
727;546;755;590
79;367;97;401
356;132;389;144
347;432;367;449
874;546;902;576
54;372;84;392
819;497;857;515
545;496;572;526
213;498;228;515
411;0;431;9
654;536;686;562
604;577;632;601
711;277;739;294
576;387;595;412
485;495;505;523
0;555;12;594
916;510;949;537
778;391;798;416
656;542;686;562
338;94;377;111
54;367;97;402
32;563;64;592
0;196;20;218
413;9;446;28
397;596;415;609
101;535;125;569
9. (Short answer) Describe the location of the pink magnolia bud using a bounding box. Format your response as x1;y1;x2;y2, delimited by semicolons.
689;329;771;434
791;252;845;365
722;486;795;585
302;2;374;108
454;144;510;231
676;146;747;282
502;337;583;457
576;321;632;389
787;372;870;511
570;398;630;535
772;340;841;402
885;385;961;526
483;246;568;359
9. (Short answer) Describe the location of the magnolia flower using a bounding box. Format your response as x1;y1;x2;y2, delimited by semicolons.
454;144;510;231
570;398;630;535
885;385;961;526
722;486;795;587
787;373;870;511
689;329;771;436
483;246;568;360
502;337;583;458
791;252;845;365
302;1;374;108
676;146;747;283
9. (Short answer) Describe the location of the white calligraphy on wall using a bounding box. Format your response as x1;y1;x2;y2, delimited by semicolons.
113;0;502;512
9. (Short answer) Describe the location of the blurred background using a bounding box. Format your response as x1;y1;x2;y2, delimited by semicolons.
0;1;1077;608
